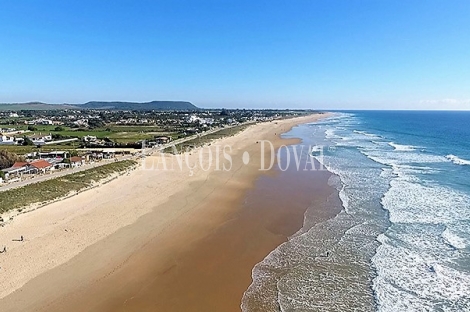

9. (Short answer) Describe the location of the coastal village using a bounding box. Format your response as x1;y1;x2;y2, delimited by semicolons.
0;108;311;185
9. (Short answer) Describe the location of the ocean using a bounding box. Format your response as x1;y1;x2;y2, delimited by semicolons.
242;111;470;312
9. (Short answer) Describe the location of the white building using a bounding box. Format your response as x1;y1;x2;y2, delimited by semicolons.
0;134;17;145
24;119;53;125
83;135;97;142
40;119;53;125
28;134;53;145
73;119;89;127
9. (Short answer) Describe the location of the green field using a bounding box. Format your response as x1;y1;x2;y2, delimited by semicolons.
0;124;59;131
0;123;179;148
0;160;137;214
107;125;166;132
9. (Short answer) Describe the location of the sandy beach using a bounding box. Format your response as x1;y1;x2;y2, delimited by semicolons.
0;113;334;312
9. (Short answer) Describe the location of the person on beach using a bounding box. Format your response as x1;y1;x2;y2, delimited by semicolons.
1;246;6;253
20;235;23;242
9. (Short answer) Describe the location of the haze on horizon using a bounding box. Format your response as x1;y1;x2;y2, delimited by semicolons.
0;0;469;110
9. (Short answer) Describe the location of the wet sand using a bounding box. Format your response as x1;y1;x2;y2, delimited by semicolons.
98;161;337;312
0;114;336;312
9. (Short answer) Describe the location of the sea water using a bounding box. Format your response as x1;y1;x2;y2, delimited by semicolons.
242;111;470;312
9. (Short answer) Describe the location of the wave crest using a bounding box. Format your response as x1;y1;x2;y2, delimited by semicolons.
388;142;416;151
446;154;470;166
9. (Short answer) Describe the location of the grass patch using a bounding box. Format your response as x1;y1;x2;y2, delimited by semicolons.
164;124;250;154
0;160;137;214
108;126;165;132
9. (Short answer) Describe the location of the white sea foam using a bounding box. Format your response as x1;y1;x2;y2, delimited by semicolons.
373;151;470;311
362;149;448;167
373;238;470;312
324;129;337;139
442;227;468;250
353;129;382;138
446;154;470;166
388;142;417;151
382;178;470;224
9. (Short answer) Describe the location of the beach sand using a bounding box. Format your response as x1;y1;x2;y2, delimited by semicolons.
0;113;335;312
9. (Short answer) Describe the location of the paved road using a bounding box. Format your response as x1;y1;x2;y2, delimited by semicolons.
0;122;254;192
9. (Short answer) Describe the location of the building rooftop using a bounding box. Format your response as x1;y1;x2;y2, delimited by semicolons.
30;159;52;169
70;156;84;163
12;162;28;168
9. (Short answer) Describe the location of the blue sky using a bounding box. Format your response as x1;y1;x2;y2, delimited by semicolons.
0;0;469;109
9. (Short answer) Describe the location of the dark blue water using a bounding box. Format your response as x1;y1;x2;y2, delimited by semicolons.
243;111;470;312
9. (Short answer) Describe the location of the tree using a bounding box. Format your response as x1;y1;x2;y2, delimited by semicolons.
22;137;34;146
0;150;24;170
52;133;65;140
88;119;105;129
27;125;37;131
54;126;65;131
220;109;229;116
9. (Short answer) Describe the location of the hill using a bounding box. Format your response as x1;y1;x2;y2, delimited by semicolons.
0;102;76;111
0;101;198;111
79;101;198;110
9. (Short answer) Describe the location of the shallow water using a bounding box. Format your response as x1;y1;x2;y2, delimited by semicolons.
242;111;470;312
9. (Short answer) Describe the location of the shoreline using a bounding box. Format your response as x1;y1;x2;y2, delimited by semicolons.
0;113;333;311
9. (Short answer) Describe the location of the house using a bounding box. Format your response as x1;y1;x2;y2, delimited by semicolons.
83;135;97;142
85;149;116;160
0;133;17;145
12;161;34;174
73;119;88;127
188;115;201;123
28;134;53;145
154;136;171;144
69;156;85;168
12;161;29;169
38;151;69;160
24;119;53;125
1;167;24;181
40;119;53;125
30;159;53;174
0;162;30;181
102;150;115;159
